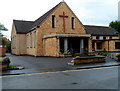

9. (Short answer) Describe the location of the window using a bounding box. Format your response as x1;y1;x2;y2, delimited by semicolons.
97;42;102;49
92;41;95;49
72;17;75;29
96;36;99;39
52;15;56;28
27;35;29;48
109;36;112;39
115;42;120;49
103;36;106;40
29;33;32;48
34;31;36;48
31;33;32;48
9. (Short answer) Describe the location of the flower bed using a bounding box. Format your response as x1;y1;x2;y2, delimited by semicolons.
87;52;97;56
0;57;10;70
116;53;120;61
99;52;108;56
69;56;105;65
56;52;72;58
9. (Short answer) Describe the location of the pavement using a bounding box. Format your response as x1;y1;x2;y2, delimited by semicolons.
2;53;120;76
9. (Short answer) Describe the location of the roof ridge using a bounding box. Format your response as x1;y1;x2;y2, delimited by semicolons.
13;19;34;22
84;25;109;28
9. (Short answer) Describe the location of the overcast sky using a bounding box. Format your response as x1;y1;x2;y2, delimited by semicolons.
0;0;119;39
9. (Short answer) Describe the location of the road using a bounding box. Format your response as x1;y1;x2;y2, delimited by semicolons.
2;66;119;89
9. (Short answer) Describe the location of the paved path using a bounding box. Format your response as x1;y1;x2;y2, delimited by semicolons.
2;66;119;89
2;54;120;75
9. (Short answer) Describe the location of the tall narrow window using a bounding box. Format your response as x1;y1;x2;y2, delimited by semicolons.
29;34;30;48
27;35;29;48
30;33;32;48
52;15;56;28
72;17;75;29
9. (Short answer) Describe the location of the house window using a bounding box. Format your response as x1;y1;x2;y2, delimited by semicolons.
92;41;95;50
34;31;36;48
96;36;99;39
97;42;102;49
115;42;120;49
72;17;75;29
27;35;29;48
103;36;106;40
52;15;56;28
30;33;32;48
109;36;112;39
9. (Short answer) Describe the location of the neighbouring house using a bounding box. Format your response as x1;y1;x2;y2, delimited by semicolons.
11;1;119;57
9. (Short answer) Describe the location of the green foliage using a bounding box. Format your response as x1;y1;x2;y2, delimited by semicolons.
73;56;81;60
63;52;71;55
6;41;11;52
0;57;11;65
75;56;80;58
87;52;96;55
109;21;120;33
116;53;120;57
58;52;62;55
8;65;17;69
58;52;71;55
0;23;8;31
100;52;108;56
1;38;7;46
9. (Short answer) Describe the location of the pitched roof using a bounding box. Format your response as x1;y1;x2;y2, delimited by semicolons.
13;20;34;34
85;25;119;36
13;2;61;33
29;2;61;31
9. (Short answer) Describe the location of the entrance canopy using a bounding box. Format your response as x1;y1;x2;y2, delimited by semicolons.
43;33;91;39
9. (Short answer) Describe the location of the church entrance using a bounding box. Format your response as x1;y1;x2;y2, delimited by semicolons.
60;37;88;54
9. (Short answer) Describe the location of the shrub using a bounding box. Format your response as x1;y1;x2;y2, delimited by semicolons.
100;52;108;56
75;56;80;58
73;56;80;60
116;53;120;57
63;52;71;55
0;57;10;65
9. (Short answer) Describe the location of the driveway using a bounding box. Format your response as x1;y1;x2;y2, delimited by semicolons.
2;53;120;75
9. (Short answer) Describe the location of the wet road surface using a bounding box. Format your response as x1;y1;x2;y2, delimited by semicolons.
2;66;119;89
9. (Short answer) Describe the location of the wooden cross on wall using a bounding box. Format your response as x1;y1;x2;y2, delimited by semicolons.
59;12;68;32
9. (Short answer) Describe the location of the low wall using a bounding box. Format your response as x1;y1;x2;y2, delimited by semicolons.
71;56;105;64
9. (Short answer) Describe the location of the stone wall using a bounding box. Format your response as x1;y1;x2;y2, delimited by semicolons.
88;39;92;52
35;2;86;56
44;37;59;56
11;24;18;55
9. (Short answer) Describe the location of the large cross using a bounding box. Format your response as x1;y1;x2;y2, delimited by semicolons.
59;12;68;32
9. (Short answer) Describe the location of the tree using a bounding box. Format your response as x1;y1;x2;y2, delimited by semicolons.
0;23;8;31
0;23;8;37
109;21;120;34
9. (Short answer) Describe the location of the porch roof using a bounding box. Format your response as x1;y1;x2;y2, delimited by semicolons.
43;33;91;39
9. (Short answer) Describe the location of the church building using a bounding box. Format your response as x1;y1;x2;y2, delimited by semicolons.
11;1;119;57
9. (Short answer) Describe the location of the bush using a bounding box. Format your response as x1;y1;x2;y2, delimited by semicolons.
100;52;108;56
73;56;80;60
63;52;71;55
116;53;120;57
75;56;80;58
0;57;10;65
